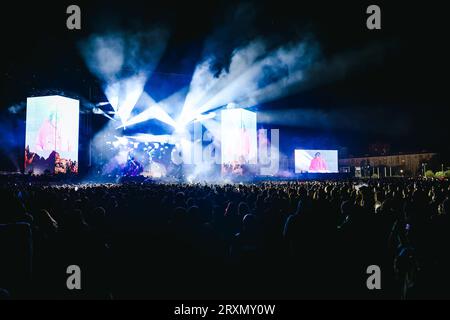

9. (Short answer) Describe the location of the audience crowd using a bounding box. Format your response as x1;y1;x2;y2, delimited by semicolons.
0;175;449;299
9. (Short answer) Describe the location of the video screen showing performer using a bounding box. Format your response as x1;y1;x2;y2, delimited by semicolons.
24;96;79;174
295;149;338;173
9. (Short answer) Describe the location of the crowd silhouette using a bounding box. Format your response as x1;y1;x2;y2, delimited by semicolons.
0;175;449;299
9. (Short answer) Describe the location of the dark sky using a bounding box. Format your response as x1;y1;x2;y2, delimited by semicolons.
0;0;449;169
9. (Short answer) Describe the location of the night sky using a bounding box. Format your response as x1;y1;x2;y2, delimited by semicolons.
1;0;449;170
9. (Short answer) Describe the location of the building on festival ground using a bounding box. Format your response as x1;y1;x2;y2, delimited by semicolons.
339;152;438;177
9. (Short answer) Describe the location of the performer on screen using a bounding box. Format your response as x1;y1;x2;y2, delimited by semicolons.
24;145;35;167
309;152;328;172
35;111;72;152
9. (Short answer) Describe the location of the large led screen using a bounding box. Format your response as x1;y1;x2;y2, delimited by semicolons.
295;149;338;173
24;96;79;174
221;108;257;165
221;108;257;176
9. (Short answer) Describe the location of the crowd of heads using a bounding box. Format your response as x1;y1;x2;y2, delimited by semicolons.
0;174;449;299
